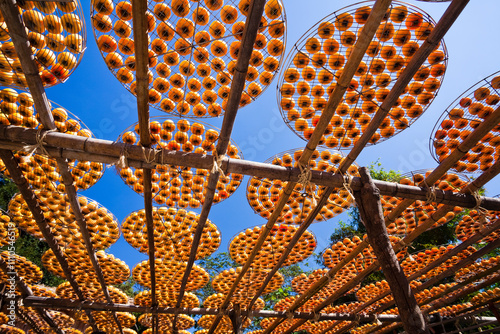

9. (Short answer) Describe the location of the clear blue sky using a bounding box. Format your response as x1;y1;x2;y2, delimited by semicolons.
41;0;500;273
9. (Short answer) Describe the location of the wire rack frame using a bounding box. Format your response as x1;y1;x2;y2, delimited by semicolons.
275;0;447;150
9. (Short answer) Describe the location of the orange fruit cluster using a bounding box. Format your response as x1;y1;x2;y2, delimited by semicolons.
21;309;75;332
431;72;500;173
138;313;194;330
91;311;136;332
91;0;285;117
471;287;500;305
84;326;136;334
132;258;209;290
430;303;473;317
278;2;446;149
260;317;306;333
0;251;42;284
0;213;17;247
42;248;130;286
229;224;316;268
198;314;251;331
351;323;378;334
0;89;105;191
212;266;284;296
0;325;24;334
401;245;476;280
323;234;405;271
247;148;359;224
356;280;421;304
118;118;243;207
0;1;85;87
134;290;200;308
122;206;220;260
29;284;57;298
203;292;265;310
415;283;457;305
292;268;360;299
455;255;500;283
456;209;500;243
56;281;129;304
9;190;120;250
37;328;82;334
273;296;323;313
382;170;468;234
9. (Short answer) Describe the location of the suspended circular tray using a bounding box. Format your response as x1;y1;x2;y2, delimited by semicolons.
132;258;209;291
0;251;42;285
134;290;200;308
203;292;265;310
122;206;220;260
212;266;284;296
0;0;86;87
0;212;17;247
117;117;243;207
277;1;447;149
139;313;194;330
91;0;286;117
229;223;316;268
430;70;500;173
246;148;359;224
8;190;120;250
56;281;128;304
0;88;106;192
381;169;470;235
42;248;130;286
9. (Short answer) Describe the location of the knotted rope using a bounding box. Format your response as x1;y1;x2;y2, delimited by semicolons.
21;128;57;157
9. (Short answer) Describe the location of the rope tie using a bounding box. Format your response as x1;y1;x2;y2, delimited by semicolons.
21;128;57;157
423;181;437;204
285;311;293;320
353;314;361;325
374;314;382;326
473;191;488;226
298;162;318;206
113;145;129;170
327;272;335;283
398;239;412;252
211;150;225;177
340;171;355;203
142;146;157;164
313;312;320;322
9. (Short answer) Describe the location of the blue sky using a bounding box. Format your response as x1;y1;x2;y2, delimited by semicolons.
40;0;500;273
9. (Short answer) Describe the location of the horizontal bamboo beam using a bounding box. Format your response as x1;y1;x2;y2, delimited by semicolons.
22;296;409;322
1;127;499;211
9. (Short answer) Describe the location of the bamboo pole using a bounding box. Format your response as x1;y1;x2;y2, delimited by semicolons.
355;167;428;334
238;2;394;332
264;2;471;332
16;308;45;334
130;0;157;330
1;0;123;330
0;149;99;332
281;155;500;334
0;0;55;127
371;238;500;316
379;270;500;334
22;295;409;322
178;1;267;333
338;0;470;173
0;256;63;334
2;126;500;210
322;217;500;334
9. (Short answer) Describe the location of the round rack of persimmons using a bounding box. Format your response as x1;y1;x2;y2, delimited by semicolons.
0;0;499;334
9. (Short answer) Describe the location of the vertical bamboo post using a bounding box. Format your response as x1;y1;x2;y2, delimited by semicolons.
354;167;429;334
